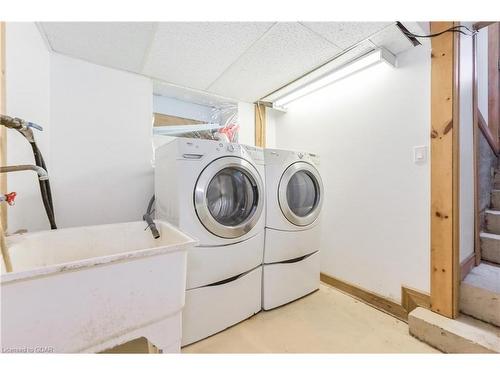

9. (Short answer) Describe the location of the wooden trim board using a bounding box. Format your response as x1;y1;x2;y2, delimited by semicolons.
460;253;476;281
320;273;409;322
254;103;266;147
401;286;431;314
430;21;460;319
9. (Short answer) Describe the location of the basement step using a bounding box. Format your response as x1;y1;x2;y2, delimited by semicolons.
492;190;500;210
460;263;500;327
409;307;500;353
485;210;500;235
480;232;500;264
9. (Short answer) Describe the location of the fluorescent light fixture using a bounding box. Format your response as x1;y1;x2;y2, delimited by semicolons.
273;48;396;108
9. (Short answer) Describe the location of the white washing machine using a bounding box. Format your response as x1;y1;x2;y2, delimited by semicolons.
155;138;265;346
263;148;323;310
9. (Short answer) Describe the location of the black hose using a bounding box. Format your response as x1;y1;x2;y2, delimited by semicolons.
143;195;160;239
29;142;57;229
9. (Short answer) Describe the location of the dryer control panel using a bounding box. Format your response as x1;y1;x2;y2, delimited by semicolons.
242;145;264;165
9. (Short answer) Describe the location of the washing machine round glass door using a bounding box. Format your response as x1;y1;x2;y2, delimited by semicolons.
278;161;323;226
194;156;264;238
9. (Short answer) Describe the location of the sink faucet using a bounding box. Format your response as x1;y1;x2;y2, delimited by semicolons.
0;165;49;181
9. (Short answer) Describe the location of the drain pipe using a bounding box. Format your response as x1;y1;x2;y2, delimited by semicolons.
0;165;49;180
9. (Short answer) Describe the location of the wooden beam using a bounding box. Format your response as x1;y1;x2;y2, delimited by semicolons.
153;112;205;127
430;22;460;319
254;103;266;147
1;22;9;272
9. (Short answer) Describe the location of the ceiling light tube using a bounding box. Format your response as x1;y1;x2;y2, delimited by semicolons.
274;48;396;108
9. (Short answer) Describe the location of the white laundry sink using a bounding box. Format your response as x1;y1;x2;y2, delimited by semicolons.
0;220;196;353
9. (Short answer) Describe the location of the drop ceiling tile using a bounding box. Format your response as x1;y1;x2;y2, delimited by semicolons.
207;22;342;102
369;24;414;55
142;22;274;91
301;22;393;49
40;22;156;72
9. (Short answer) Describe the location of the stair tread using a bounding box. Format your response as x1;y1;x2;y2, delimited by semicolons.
480;231;500;240
462;263;500;294
409;307;500;353
485;209;500;215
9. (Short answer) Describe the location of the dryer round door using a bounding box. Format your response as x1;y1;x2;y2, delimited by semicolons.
278;161;323;227
194;156;264;239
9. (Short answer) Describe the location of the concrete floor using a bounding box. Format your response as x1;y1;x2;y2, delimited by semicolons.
182;283;439;353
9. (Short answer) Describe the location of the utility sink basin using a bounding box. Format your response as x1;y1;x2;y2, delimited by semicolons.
1;220;196;353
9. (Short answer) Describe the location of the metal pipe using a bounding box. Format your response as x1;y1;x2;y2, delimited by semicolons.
0;165;49;181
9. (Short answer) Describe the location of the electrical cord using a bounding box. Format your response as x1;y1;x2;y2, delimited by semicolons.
402;25;476;39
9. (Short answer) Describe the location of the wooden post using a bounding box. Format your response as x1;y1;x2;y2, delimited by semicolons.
430;22;460;318
1;21;9;271
254;103;266;147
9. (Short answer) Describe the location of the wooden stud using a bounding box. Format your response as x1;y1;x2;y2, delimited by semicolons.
254;103;266;147
1;22;7;271
430;22;460;318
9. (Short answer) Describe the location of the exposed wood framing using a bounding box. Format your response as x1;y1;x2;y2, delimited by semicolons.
320;273;408;322
1;22;8;272
401;286;431;314
460;253;476;281
254;103;266;147
153;112;205;127
430;21;460;318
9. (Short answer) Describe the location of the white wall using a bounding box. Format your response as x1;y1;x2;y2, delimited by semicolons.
476;28;489;124
266;108;278;148
5;22;51;233
459;23;475;263
273;45;431;302
238;102;255;146
49;54;153;228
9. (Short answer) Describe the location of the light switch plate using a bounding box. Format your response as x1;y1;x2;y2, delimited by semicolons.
413;145;427;164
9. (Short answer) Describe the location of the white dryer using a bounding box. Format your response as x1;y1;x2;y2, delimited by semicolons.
155;138;265;346
263;148;323;310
